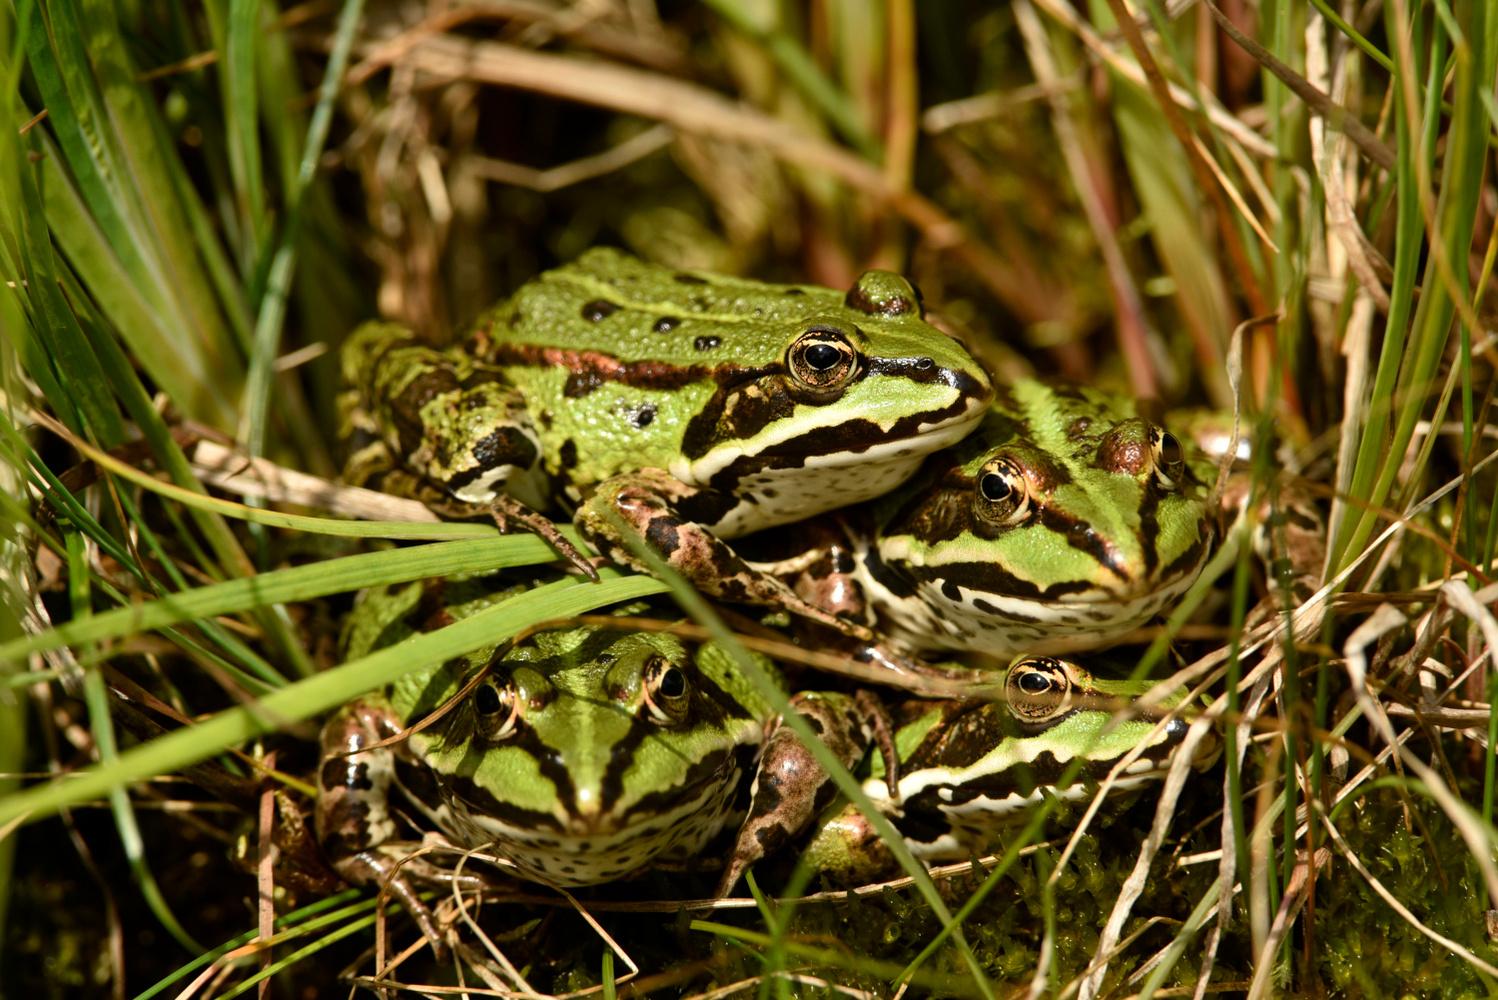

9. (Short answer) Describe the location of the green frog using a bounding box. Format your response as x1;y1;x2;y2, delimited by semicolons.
788;655;1222;887
317;578;1215;929
786;379;1219;668
340;249;993;636
314;575;891;947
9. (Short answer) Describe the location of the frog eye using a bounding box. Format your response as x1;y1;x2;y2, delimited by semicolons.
788;327;860;395
1005;657;1079;724
641;656;691;724
1152;429;1186;490
473;679;521;741
844;270;923;317
973;456;1031;527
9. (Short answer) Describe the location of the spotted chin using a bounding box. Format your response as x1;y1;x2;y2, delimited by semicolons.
436;770;745;888
860;544;1210;657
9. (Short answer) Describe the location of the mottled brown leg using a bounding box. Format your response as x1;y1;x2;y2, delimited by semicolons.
577;470;878;642
715;691;896;897
315;701;453;959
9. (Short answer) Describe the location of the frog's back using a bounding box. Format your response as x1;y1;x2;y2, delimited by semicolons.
473;247;866;366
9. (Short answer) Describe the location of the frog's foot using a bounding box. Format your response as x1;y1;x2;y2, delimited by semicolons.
578;472;877;643
486;493;600;581
335;850;453;962
715;691;896;898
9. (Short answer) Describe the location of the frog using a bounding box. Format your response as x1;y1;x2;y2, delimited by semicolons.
339;248;993;638
314;574;895;950
780;379;1220;670
782;655;1222;887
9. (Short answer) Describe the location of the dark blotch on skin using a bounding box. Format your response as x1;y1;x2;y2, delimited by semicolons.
320;759;349;791
694;335;722;351
645;517;683;557
559;438;579;470
674;273;707;284
581;300;620;322
653;316;681;333
783;288;806;296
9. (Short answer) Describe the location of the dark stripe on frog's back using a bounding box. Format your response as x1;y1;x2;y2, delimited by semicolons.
479;342;977;471
622;742;758;822
894;731;1189;844
482;342;772;399
593;644;761;814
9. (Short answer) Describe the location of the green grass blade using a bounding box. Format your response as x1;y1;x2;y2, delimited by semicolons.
0;573;667;829
223;0;267;273
0;536;579;666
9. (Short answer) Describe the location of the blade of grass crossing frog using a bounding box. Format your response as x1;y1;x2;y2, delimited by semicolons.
0;573;669;829
0;536;578;666
595;508;999;1000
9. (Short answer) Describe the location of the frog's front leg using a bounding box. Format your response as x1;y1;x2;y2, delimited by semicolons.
577;469;877;641
715;690;897;897
347;321;597;579
316;699;455;957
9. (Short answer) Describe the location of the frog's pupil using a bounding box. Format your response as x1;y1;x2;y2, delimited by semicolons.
476;684;502;715
1018;670;1052;694
1159;432;1182;465
659;667;685;698
980;473;1010;502
805;343;841;370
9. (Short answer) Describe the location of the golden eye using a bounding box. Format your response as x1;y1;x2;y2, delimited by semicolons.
642;656;691;724
1005;657;1078;724
788;327;859;394
974;456;1031;527
473;679;521;741
1152;428;1186;490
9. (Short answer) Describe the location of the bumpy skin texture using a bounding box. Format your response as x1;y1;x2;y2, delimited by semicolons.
834;379;1219;658
340;248;992;628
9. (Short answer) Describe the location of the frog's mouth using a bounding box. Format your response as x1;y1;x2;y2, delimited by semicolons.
439;741;755;842
713;366;991;467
